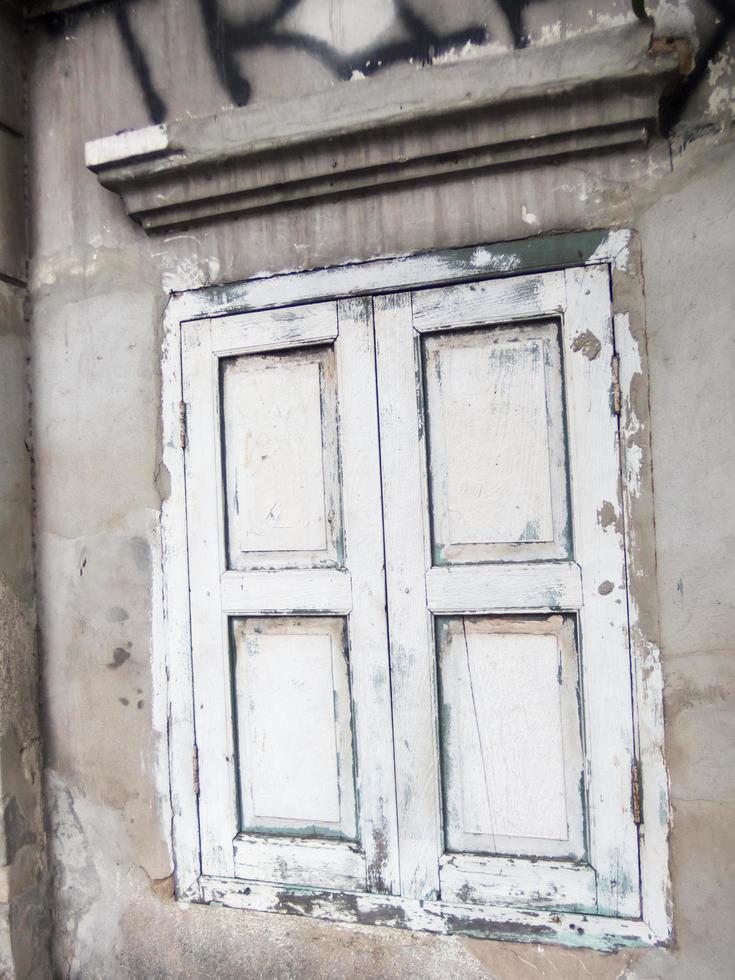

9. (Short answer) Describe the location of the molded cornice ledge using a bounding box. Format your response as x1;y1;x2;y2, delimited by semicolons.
86;22;680;231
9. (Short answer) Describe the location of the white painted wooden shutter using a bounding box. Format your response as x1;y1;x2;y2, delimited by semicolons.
182;298;399;893
373;266;640;916
182;264;640;922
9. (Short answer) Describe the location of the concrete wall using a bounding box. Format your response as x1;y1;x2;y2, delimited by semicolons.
24;0;735;977
0;3;50;977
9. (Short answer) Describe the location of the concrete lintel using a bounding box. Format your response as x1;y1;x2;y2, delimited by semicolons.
85;22;680;232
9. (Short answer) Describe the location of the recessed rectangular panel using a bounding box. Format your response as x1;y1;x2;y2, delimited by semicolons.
233;616;357;840
222;346;342;569
437;615;585;859
422;323;570;563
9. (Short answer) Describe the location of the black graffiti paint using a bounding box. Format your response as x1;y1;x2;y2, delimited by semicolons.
41;0;171;124
496;0;537;48
41;0;548;124
196;0;489;108
41;0;735;132
114;4;167;123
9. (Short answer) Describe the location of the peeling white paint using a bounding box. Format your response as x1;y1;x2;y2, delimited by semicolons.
707;44;735;119
159;238;671;948
433;39;505;65
589;228;633;270
615;309;645;499
158;255;221;293
537;22;563;45
613;288;672;943
593;12;634;31
469;247;521;272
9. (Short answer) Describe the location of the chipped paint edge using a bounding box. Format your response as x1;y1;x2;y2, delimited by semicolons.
589;228;634;271
614;274;672;943
195;877;660;951
164;230;621;320
157;293;202;895
157;229;672;949
85;123;170;169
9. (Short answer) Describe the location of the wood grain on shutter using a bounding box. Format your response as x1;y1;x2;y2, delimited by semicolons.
335;297;401;895
208;300;338;356
234;616;356;839
411;273;566;333
422;323;570;563
374;291;442;901
222;346;342;569
439;853;597;911
426;562;582;613
182;317;238;877
374;267;638;920
562;266;640;917
220;568;352;614
233;835;365;891
183;298;399;893
437;615;585;860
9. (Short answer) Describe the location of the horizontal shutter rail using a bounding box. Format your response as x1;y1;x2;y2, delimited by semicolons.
439;853;597;912
220;568;353;615
426;562;582;614
184;300;339;357
411;272;567;333
234;835;366;892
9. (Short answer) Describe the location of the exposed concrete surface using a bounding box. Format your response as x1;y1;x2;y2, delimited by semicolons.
0;6;51;975
633;137;735;979
21;0;735;977
43;773;498;979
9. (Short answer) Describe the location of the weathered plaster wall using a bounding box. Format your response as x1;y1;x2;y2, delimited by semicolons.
26;1;735;977
26;0;735;134
27;0;646;128
0;3;50;977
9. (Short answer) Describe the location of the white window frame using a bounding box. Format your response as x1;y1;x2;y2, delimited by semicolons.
155;231;671;951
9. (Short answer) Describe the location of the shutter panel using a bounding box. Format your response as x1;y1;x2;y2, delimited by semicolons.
374;267;640;915
182;298;399;893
